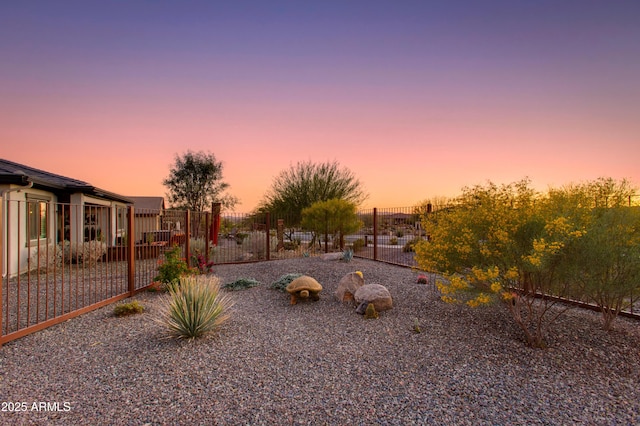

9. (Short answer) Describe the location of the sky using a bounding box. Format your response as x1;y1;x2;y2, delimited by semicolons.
1;0;639;211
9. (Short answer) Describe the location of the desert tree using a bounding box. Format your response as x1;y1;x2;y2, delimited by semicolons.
163;150;237;212
256;160;368;226
414;179;578;348
415;177;640;346
300;198;362;250
552;178;640;330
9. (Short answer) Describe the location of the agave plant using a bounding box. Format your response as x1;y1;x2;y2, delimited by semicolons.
160;275;234;339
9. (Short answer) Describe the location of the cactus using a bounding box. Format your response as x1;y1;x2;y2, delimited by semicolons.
413;318;421;333
364;303;379;319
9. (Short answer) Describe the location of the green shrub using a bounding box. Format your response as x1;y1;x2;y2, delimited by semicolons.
160;275;234;339
271;273;303;292
155;245;191;285
114;300;144;317
403;236;422;253
283;241;298;250
223;277;261;291
389;236;398;245
351;238;365;252
235;233;248;245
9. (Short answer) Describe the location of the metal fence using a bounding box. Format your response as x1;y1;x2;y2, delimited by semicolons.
2;198;638;345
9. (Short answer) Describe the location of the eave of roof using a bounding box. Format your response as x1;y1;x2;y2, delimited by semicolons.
0;159;132;204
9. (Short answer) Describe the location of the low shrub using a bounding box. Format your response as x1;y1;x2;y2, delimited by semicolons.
192;253;215;274
114;300;144;317
403;236;422;253
223;277;261;291
155;245;191;285
283;241;298;250
271;273;303;292
159;275;234;339
351;238;365;252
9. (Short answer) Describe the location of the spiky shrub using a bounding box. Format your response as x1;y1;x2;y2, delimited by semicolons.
114;300;144;317
342;249;354;262
223;277;261;291
160;275;234;339
271;273;303;292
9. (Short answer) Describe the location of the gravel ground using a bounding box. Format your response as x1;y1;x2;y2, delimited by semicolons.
1;257;638;426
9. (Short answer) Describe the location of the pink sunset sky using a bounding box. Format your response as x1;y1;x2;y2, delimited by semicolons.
2;1;639;211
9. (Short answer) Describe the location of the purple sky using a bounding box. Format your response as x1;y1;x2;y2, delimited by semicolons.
2;1;639;210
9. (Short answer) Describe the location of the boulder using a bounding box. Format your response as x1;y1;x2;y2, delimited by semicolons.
354;284;393;312
321;252;343;261
335;272;364;303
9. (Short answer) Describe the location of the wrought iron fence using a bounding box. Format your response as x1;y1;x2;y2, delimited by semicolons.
2;197;638;346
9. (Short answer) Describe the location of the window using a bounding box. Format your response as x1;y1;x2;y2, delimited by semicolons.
84;204;109;242
26;197;49;242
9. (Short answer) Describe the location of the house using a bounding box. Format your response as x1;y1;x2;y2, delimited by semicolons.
128;196;167;244
0;158;133;276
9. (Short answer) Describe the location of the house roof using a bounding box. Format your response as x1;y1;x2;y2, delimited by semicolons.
129;196;165;211
0;158;133;204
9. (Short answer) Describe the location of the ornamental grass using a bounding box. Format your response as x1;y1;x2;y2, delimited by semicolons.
159;275;234;339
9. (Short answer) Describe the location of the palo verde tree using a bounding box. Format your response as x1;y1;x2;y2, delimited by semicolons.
256;160;367;226
553;178;640;330
300;198;362;250
163;150;237;212
414;179;578;348
415;177;640;347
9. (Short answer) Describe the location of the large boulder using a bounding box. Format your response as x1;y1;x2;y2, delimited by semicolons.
354;284;393;313
335;271;364;303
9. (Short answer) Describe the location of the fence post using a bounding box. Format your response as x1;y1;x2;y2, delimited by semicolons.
0;195;4;346
205;211;210;262
373;207;378;261
211;202;221;246
185;210;191;266
265;212;271;261
276;219;284;251
127;205;135;296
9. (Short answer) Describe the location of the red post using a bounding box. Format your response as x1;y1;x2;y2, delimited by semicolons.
265;212;271;261
0;196;4;345
127;206;135;296
373;207;378;261
205;211;210;261
211;202;221;246
185;210;191;266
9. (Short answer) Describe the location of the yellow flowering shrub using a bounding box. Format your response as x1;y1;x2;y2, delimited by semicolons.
415;177;640;346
